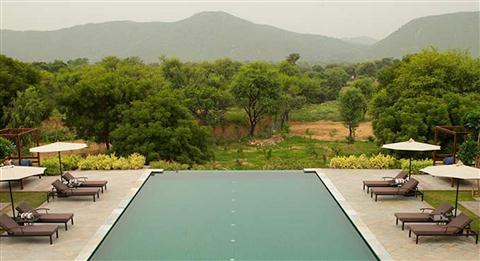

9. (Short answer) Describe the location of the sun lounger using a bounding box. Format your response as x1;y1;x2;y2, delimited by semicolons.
16;202;74;230
408;213;478;244
363;171;408;192
0;214;59;244
63;172;108;193
394;203;454;230
49;180;100;202
370;178;423;201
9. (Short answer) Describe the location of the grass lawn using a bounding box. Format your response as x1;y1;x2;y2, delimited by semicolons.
423;190;479;232
212;136;379;170
290;101;341;122
0;191;48;214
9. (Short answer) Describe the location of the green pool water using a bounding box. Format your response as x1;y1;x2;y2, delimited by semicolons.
91;171;377;260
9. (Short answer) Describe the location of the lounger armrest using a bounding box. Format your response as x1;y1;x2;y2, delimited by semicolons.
381;177;394;181
35;207;50;213
75;177;88;181
420;207;435;213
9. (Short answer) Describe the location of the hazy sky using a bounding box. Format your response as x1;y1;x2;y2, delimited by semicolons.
1;0;478;39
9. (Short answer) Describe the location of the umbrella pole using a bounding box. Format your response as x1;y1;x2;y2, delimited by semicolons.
454;179;460;217
9;181;15;217
409;156;412;178
58;151;63;176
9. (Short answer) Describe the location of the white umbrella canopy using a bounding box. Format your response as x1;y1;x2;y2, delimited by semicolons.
421;163;480;216
0;166;46;216
382;138;441;177
30;142;87;175
381;138;441;151
30;142;87;153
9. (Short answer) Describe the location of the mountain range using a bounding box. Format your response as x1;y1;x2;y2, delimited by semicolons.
1;11;478;63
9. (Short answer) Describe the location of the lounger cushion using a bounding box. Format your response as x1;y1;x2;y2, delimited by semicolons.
79;180;108;187
363;180;395;187
395;213;432;222
38;213;73;223
64;188;100;196
408;224;450;235
9;225;58;236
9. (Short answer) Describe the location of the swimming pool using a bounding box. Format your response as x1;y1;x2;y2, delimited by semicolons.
90;171;378;260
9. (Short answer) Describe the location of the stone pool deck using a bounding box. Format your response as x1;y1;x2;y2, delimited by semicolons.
1;169;479;260
0;170;145;260
319;169;480;261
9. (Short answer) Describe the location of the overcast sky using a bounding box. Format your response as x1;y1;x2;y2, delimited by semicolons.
1;0;478;39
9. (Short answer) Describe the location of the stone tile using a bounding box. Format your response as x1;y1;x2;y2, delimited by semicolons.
0;169;145;260
321;168;480;261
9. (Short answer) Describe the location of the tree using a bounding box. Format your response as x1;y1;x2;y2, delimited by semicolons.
111;91;212;164
323;67;350;100
356;61;377;77
286;53;301;64
0;137;15;160
230;62;281;136
183;85;232;125
275;74;307;130
371;50;480;144
348;76;377;100
2;86;52;128
0;55;40;123
338;87;367;143
57;57;164;149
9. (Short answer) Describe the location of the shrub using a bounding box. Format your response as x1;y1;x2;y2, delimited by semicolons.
77;153;145;170
457;139;480;165
0;137;15;160
329;154;398;169
149;160;189;171
400;159;432;175
41;155;81;176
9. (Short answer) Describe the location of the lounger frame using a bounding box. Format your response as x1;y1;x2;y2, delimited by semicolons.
0;229;59;244
408;227;479;244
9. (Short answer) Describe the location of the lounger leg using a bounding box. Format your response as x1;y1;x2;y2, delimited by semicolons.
93;195;96;202
409;230;412;237
97;193;100;198
402;222;405;231
416;235;419;244
375;195;378;202
105;184;107;191
65;222;68;231
363;184;365;190
101;187;104;193
396;218;398;225
71;217;74;225
50;235;53;245
56;230;58;238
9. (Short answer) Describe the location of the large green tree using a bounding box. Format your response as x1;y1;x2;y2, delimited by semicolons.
111;91;212;164
0;55;40;123
3;86;52;128
323;67;350;100
57;57;163;148
338;87;367;143
231;62;281;136
371;50;480;144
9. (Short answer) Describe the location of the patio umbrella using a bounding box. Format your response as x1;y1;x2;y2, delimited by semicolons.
0;166;46;216
382;138;440;178
30;142;87;175
421;163;480;216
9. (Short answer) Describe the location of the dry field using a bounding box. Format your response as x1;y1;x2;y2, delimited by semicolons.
290;120;374;141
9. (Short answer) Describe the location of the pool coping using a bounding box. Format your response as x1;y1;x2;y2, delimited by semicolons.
304;168;392;261
74;169;162;261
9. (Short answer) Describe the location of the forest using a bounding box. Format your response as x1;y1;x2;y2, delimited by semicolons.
1;49;479;168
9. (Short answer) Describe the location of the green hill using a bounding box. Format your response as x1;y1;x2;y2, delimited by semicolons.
370;12;479;58
1;11;478;63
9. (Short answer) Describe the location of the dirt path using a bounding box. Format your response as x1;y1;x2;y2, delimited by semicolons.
290;120;374;141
